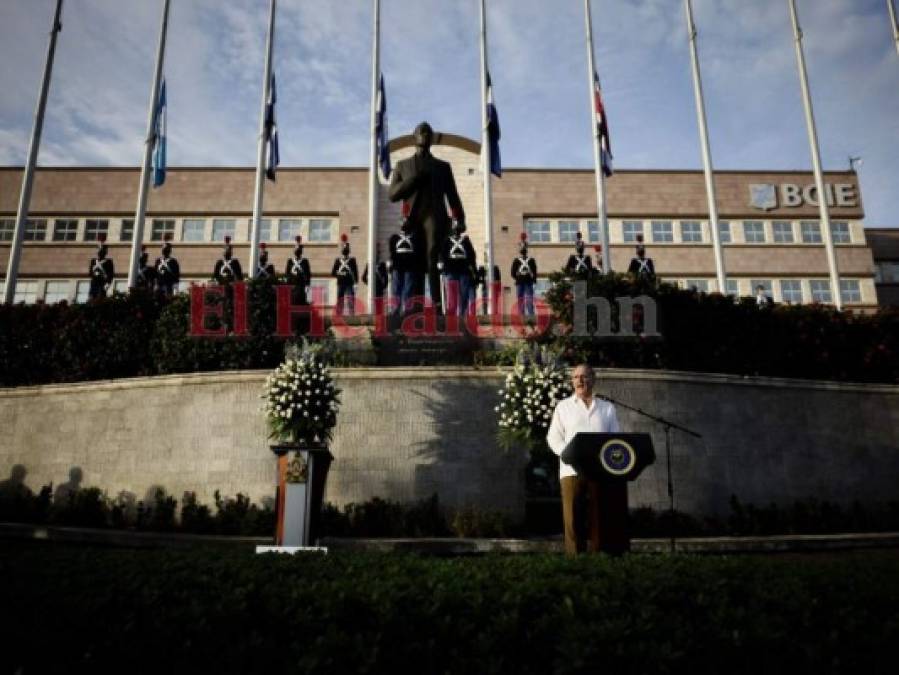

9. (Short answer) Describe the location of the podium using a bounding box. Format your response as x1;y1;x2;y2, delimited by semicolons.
271;444;333;548
560;433;655;554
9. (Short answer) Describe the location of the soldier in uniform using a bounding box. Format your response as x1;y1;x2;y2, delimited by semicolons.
476;251;501;316
331;234;359;316
565;232;593;278
285;235;311;305
362;243;390;310
388;215;424;317
388;121;465;314
88;234;114;300
255;242;276;280
511;232;538;317
755;284;773;308
213;236;243;284
134;245;156;291
154;236;180;297
627;235;655;282
439;219;477;317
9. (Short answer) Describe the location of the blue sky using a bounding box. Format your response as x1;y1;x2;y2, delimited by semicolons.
1;0;897;226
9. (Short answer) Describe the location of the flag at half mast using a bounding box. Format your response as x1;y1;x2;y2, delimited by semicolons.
265;73;280;181
375;74;391;179
593;70;613;177
486;71;502;178
152;80;167;188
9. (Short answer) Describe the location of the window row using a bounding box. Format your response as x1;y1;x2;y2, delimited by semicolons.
671;278;863;305
523;219;854;245
0;217;337;244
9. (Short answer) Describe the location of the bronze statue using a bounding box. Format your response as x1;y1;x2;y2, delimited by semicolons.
388;122;465;314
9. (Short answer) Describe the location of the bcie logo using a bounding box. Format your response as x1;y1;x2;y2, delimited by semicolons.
748;183;858;211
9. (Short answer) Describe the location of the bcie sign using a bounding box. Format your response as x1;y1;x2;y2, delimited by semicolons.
749;183;858;211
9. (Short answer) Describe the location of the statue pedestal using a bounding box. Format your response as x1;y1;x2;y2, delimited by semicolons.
269;443;333;548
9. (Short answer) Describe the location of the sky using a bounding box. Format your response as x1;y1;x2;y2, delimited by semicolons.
0;0;897;226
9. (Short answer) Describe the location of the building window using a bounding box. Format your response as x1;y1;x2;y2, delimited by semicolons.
308;219;333;243
651;221;673;243
875;262;899;283
84;219;109;241
182;219;205;242
24;219;47;241
44;280;70;303
684;279;709;293
587;220;600;243
120;219;134;242
810;279;832;304
75;280;91;303
743;221;765;243
840;279;861;304
623;221;644;243
725;279;739;297
751;279;773;298
212;219;236;242
801;221;822;244
151;219;175;241
53;219;78;242
14;280;38;304
278;219;303;242
773;221;793;243
558;220;579;243
113;280;129;295
309;279;331;305
831;222;851;244
255;219;273;242
0;219;15;241
717;221;731;244
533;279;551;298
525;220;550;243
780;279;803;304
680;221;702;243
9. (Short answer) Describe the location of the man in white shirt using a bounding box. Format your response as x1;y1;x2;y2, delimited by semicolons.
546;364;620;555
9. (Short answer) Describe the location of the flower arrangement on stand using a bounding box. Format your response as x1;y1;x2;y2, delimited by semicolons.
262;341;342;449
495;344;573;454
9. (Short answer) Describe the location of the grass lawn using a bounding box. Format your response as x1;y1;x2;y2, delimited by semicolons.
2;543;898;674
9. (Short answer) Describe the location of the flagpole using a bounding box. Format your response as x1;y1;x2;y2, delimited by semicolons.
3;0;64;305
128;0;171;289
479;0;496;316
584;0;611;273
787;0;841;310
366;0;380;315
684;0;726;294
889;0;899;59
250;0;277;278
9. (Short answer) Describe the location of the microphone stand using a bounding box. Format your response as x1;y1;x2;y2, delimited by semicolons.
595;389;702;553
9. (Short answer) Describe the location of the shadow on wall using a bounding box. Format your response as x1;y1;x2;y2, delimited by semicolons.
411;377;527;517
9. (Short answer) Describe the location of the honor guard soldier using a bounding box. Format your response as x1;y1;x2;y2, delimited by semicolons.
88;233;114;299
362;243;390;307
627;234;655;282
439;219;477;317
135;245;156;291
331;234;359;316
755;284;773;309
511;232;538;317
476;251;501;316
255;242;276;280
213;236;243;284
593;244;604;276
285;235;311;304
565;232;593;278
154;235;180;297
388;214;424;316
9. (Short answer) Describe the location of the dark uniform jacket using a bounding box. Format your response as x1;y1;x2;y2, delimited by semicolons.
511;256;538;284
331;256;359;287
254;261;276;280
213;258;243;284
388;231;423;273
627;257;655;280
88;257;114;297
440;233;476;276
362;262;389;296
388;153;465;233
154;255;181;289
565;254;593;276
285;256;311;286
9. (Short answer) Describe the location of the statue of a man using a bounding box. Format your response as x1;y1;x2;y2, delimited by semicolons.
388;122;465;314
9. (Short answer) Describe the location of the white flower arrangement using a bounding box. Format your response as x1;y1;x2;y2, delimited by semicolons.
261;341;342;445
495;345;572;452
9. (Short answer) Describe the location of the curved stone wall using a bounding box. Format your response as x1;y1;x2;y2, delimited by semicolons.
1;368;897;517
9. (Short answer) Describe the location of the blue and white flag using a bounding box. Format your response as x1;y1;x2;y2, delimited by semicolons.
265;73;280;181
486;72;502;178
593;70;613;177
152;80;167;188
375;74;391;180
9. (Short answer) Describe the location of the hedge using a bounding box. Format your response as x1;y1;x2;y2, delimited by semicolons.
2;546;898;673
